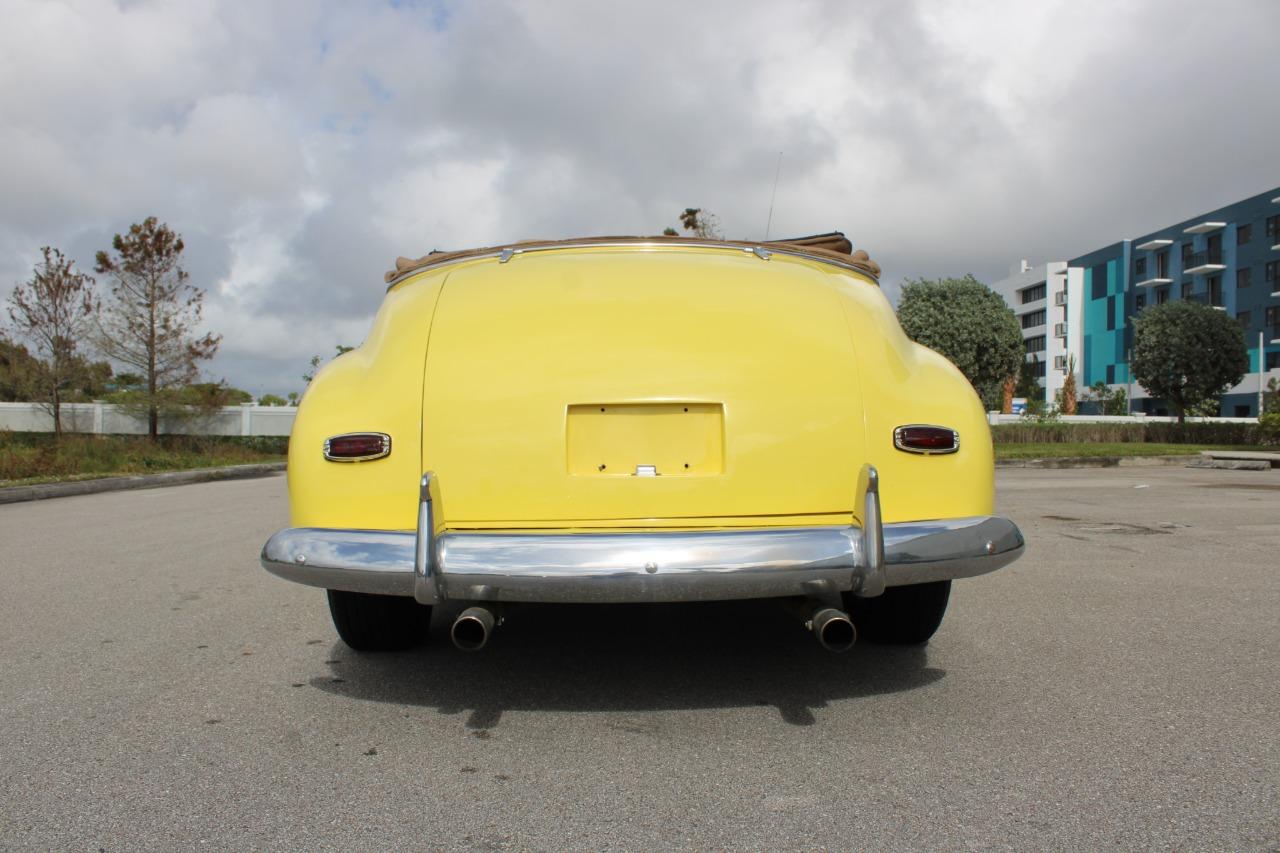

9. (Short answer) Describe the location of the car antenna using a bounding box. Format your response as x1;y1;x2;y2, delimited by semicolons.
763;150;783;241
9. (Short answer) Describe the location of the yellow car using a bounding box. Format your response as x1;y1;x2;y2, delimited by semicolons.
261;233;1023;653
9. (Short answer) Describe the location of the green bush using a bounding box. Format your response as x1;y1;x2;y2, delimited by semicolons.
1258;413;1280;447
991;421;1261;446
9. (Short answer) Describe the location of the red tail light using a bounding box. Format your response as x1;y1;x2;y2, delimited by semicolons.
324;432;391;462
893;425;959;455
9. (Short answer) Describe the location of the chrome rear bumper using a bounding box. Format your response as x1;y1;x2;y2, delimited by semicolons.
261;465;1024;604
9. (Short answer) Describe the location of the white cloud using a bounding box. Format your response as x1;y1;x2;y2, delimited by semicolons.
1;0;1277;394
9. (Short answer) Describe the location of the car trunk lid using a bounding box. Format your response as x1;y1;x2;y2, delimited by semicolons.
421;248;867;525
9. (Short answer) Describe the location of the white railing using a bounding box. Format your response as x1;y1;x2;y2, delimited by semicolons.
0;401;296;436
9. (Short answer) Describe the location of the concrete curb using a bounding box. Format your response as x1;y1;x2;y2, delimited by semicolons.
0;462;286;505
995;455;1192;469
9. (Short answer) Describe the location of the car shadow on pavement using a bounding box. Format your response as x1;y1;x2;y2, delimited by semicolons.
309;599;945;726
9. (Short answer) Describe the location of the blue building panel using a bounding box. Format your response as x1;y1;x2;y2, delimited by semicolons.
1069;187;1280;416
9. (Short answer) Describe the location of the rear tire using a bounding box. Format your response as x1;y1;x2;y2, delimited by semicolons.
844;580;951;645
326;590;432;652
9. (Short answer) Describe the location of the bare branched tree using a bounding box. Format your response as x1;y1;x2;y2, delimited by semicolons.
94;217;221;439
677;208;723;240
6;247;97;436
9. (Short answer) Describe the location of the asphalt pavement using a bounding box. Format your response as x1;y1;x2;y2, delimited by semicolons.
0;468;1277;850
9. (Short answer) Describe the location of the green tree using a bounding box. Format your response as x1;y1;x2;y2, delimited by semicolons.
0;338;41;401
304;345;354;384
896;275;1024;410
1014;354;1042;401
110;372;144;390
95;217;221;438
6;247;98;436
178;382;252;406
1085;380;1128;416
257;393;288;406
1130;301;1248;424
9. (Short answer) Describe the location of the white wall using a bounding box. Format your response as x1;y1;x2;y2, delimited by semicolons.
991;260;1081;406
0;402;296;436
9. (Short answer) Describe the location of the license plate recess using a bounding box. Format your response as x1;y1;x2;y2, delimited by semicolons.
566;403;724;477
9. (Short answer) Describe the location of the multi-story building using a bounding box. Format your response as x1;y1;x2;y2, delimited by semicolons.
990;260;1081;407
992;187;1280;416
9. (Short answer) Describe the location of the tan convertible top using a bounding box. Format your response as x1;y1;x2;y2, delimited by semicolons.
385;231;881;284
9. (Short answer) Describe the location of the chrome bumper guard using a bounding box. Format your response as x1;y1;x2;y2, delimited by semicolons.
260;465;1024;604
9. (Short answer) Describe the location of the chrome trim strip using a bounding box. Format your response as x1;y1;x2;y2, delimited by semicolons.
413;472;442;604
856;463;885;596
261;516;1024;605
323;432;392;463
385;241;880;289
892;424;960;456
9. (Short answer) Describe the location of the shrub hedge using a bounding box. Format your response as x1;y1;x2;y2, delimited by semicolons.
991;421;1262;445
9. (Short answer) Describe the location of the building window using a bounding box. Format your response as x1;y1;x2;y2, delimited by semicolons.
1156;286;1169;305
1033;360;1046;378
1156;250;1169;278
1024;335;1046;353
1020;282;1046;304
1237;310;1251;329
1181;242;1194;266
1238;223;1252;244
1238;267;1252;289
1234;405;1251;418
1208;275;1223;307
1106;364;1115;384
1181;281;1193;299
1267;215;1279;239
1135;293;1146;310
1269;351;1280;370
1134;257;1147;276
1021;309;1046;329
1267;306;1280;328
1266;261;1279;285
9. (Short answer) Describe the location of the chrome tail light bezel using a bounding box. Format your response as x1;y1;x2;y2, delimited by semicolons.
893;424;960;456
323;432;392;462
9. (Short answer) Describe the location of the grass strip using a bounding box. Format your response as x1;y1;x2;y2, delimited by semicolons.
0;433;285;488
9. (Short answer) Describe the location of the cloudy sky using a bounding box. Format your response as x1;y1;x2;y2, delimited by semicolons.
2;0;1277;397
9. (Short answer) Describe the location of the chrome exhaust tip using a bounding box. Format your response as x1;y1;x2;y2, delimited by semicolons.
810;606;856;653
451;605;498;652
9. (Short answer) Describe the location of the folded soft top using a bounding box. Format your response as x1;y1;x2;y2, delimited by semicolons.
386;231;881;284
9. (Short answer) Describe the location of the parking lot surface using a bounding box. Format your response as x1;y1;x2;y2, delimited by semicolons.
1;467;1277;850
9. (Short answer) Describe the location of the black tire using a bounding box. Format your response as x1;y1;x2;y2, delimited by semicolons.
843;580;951;645
326;590;432;652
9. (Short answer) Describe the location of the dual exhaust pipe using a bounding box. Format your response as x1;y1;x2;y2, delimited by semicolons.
805;604;857;653
448;600;855;653
450;605;500;651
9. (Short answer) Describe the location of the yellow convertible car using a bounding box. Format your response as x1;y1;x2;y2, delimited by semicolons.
261;233;1023;653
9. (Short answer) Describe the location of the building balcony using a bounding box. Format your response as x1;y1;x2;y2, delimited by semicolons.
1183;249;1226;275
1183;221;1226;235
1054;291;1067;306
1271;325;1280;345
1133;276;1173;288
1053;322;1068;338
1184;291;1226;310
1270;231;1280;251
1135;238;1173;251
